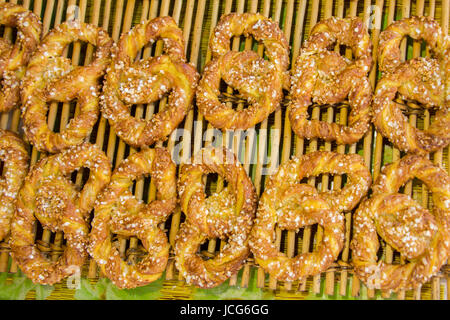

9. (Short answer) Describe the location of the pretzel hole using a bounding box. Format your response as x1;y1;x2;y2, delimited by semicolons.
137;39;163;61
47;101;79;133
0;25;18;45
199;237;229;260
278;223;326;261
203;172;228;197
65;41;93;67
298;173;349;192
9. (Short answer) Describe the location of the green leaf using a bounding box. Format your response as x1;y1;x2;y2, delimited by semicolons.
34;284;54;300
0;273;38;300
192;269;275;300
74;278;108;300
74;275;164;300
105;275;164;300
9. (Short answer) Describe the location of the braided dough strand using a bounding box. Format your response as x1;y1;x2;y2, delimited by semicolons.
21;20;113;153
289;17;373;145
175;147;257;288
89;147;177;289
249;151;371;281
101;17;199;148
10;143;111;285
0;2;42;113
351;155;450;291
374;16;450;154
196;13;289;130
0;129;29;242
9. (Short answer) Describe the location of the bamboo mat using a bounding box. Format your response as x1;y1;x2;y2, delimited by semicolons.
0;0;448;300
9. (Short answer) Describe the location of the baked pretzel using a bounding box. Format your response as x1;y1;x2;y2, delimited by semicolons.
89;147;177;289
21;20;113;153
289;17;373;145
249;151;371;281
0;129;29;242
378;16;448;74
373;16;450;154
0;3;41;113
196;13;289;130
175;147;257;288
351;155;450;291
101;16;199;148
10;143;111;285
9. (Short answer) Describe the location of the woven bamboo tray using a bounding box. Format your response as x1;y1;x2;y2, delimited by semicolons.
0;0;448;300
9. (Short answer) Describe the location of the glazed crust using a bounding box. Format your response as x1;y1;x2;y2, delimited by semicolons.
101;16;199;148
289;16;373;145
249;151;371;281
89;147;177;289
196;13;289;130
351;155;450;292
374;16;450;154
10;143;111;285
0;2;42;113
0;129;29;242
196;50;283;130
21;20;113;153
175;147;257;288
378;16;448;74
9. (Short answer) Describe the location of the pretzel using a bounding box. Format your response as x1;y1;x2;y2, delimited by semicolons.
101;16;199;148
10;143;111;285
378;16;448;74
249;151;371;280
209;12;289;79
196;13;289;130
174;147;257;288
0;129;29;242
289;17;373;145
89;147;177;289
0;3;41;113
373;16;450;154
21;20;113;153
351;155;450;291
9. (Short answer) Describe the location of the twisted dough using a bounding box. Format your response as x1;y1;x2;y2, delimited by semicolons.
0;2;41;113
10;143;111;285
196;13;289;130
175;147;257;288
0;129;29;242
89;147;177;289
374;16;450;154
250;151;371;281
289;17;373;145
101;16;199;148
21;20;113;153
378;16;448;74
351;155;450;291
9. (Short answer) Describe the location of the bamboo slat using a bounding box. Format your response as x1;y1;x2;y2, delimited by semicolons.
0;0;448;300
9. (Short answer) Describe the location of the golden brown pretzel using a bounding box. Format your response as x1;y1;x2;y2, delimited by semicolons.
249;151;371;281
101;16;199;148
351;155;450;291
373;16;450;154
175;147;257;288
373;59;450;154
0;129;29;242
0;2;41;113
289;17;373;145
195;13;289;130
378;16;448;74
209;12;289;77
10;143;111;285
89;147;177;289
21;20;113;153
